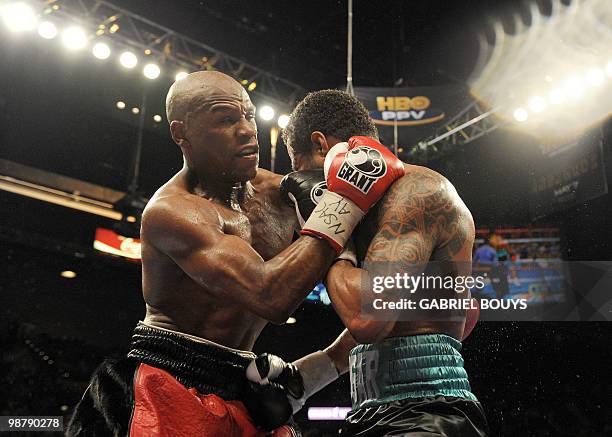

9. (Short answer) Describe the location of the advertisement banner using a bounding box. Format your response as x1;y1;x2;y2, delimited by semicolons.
530;128;608;220
354;85;472;147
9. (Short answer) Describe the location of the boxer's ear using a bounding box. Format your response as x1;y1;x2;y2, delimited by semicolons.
310;131;328;157
170;120;189;147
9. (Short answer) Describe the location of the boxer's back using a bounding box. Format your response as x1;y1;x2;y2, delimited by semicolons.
356;163;475;340
140;168;297;350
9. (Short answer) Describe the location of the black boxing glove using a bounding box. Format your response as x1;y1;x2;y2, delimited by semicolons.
280;169;327;227
243;353;304;431
280;170;358;265
246;351;339;416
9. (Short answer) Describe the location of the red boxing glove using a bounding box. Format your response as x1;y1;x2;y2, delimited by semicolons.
324;136;406;212
299;137;405;253
462;298;480;341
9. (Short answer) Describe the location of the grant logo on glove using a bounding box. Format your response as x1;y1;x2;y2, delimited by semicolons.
336;145;387;193
281;136;405;253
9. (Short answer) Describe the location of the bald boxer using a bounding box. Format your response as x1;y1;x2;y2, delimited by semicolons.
67;73;403;436
282;90;488;436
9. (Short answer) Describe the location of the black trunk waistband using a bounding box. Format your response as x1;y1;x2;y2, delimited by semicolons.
127;323;252;400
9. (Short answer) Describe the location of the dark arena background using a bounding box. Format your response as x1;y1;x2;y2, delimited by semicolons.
1;0;612;436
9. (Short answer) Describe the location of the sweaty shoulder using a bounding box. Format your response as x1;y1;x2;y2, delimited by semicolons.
251;168;283;187
374;163;474;257
250;168;284;201
141;188;221;250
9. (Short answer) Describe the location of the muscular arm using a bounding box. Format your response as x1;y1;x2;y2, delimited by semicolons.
142;194;335;324
325;169;475;343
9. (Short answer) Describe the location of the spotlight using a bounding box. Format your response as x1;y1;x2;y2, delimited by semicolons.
606;61;612;78
277;114;290;128
259;105;275;121
528;96;546;113
60;270;77;279
175;71;188;81
286;317;297;324
1;2;37;32
513;107;528;122
247;81;257;91
586;68;604;87
92;42;110;60
153;114;162;123
116;101;126;109
119;51;138;69
131;107;140;114
548;88;565;105
563;77;583;98
143;63;160;79
38;21;57;39
62;26;87;50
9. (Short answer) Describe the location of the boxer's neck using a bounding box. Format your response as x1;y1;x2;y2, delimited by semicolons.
185;166;248;208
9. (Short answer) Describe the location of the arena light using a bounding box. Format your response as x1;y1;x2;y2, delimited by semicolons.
285;317;296;324
469;0;612;138
528;96;546;113
247;81;257;92
586;68;605;87
548;88;565;105
258;105;275;121
131;107;140;114
60;270;77;279
513;107;528;122
175;71;188;81
92;42;111;60
116;101;126;109
143;63;160;79
277;114;290;129
119;51;138;69
62;26;87;50
37;21;57;39
1;2;37;32
563;77;583;99
153;114;162;123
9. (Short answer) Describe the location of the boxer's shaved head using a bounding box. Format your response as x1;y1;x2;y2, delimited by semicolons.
166;71;249;124
165;71;259;184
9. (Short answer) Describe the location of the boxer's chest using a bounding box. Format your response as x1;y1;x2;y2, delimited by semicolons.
217;192;296;261
244;191;296;261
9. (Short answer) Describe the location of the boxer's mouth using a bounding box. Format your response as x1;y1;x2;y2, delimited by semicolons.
236;145;259;159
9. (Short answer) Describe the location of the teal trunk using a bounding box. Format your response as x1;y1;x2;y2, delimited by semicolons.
349;334;477;410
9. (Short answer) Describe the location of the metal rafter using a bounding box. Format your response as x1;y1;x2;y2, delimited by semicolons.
409;101;507;163
37;0;305;109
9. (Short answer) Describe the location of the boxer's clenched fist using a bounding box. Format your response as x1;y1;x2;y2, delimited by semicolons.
281;137;405;253
246;353;305;400
280;169;326;227
324;136;406;212
243;353;304;430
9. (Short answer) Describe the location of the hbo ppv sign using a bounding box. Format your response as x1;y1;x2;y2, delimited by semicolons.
376;96;431;121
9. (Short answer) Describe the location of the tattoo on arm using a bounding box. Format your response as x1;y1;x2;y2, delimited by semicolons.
366;171;471;264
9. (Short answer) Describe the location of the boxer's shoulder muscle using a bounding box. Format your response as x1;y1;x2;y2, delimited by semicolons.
141;190;223;254
365;164;474;263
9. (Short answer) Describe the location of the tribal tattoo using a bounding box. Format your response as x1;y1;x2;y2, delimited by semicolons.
364;167;473;265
